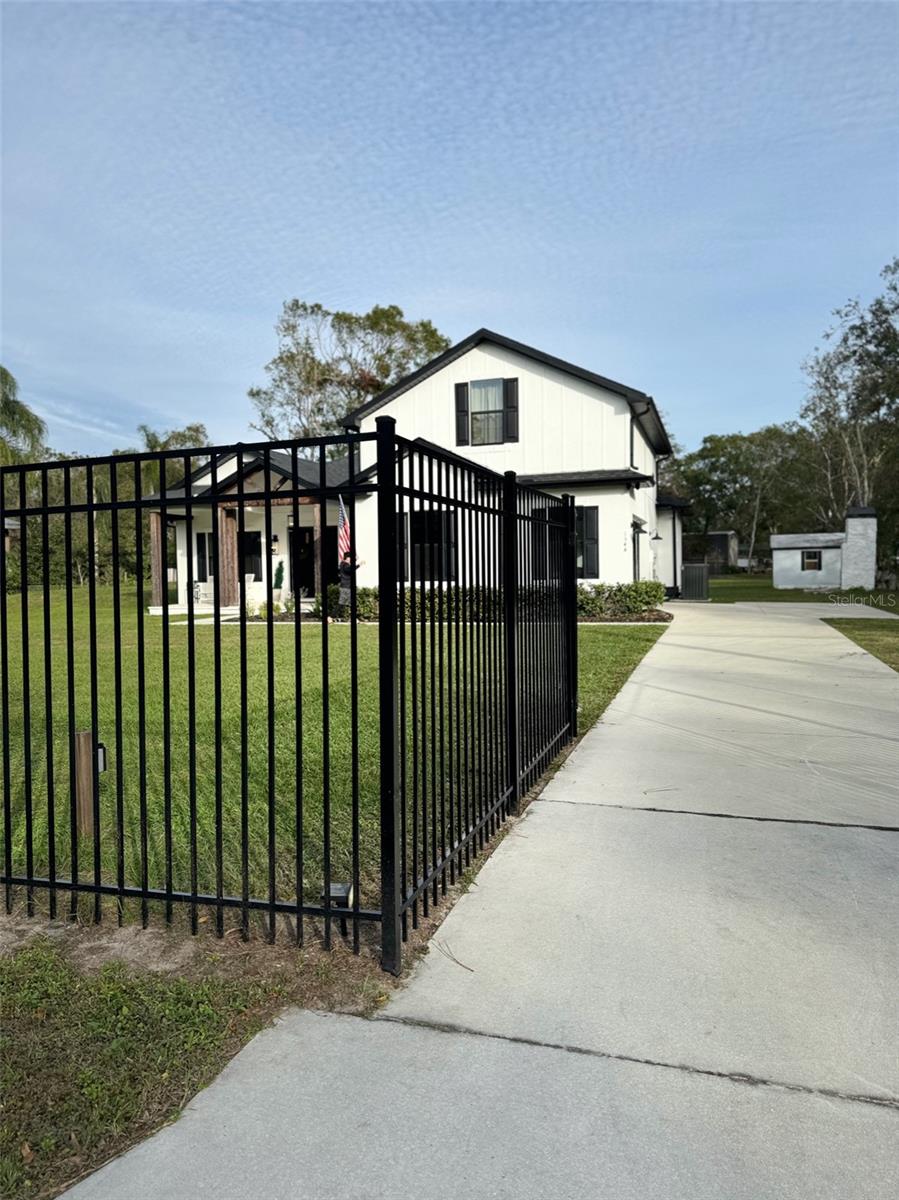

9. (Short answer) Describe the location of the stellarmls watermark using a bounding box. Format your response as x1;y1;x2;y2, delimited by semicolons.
827;593;896;608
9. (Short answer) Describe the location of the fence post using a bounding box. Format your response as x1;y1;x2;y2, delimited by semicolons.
376;416;402;975
502;471;520;813
563;494;578;739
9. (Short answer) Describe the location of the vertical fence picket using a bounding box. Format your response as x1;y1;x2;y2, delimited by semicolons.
85;464;101;922
376;417;402;975
0;472;11;914
134;462;149;928
288;447;303;946
263;448;276;943
210;455;225;937
110;462;125;923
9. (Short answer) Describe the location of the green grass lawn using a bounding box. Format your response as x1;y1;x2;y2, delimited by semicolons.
2;586;381;911
709;574;897;609
823;619;899;673
0;614;665;1200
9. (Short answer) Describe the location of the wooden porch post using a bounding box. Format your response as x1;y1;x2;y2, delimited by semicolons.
313;502;322;597
149;511;165;607
218;507;239;607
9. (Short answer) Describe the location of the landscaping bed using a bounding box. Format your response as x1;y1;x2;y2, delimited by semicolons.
579;608;672;624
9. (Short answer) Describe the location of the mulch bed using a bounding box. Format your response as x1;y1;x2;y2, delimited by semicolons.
578;609;673;624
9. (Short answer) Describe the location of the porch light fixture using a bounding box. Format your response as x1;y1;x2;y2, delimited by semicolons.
651;531;663;541
270;533;280;554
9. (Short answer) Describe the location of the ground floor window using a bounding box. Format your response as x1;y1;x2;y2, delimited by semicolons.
196;531;211;582
802;549;822;571
575;506;599;578
240;530;262;582
398;510;457;581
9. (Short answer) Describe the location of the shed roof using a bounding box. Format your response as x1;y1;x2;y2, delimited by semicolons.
769;532;845;550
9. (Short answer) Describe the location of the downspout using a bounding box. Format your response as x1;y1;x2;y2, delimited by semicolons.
672;507;679;596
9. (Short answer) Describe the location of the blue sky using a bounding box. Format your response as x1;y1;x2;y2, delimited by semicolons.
2;1;896;454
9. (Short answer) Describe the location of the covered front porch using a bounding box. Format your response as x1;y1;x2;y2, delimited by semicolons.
147;496;341;612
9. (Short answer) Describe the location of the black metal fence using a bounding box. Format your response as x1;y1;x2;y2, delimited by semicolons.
1;419;577;972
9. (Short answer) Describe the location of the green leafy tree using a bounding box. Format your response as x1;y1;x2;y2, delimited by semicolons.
249;301;450;448
1;366;46;465
801;260;899;562
668;425;801;563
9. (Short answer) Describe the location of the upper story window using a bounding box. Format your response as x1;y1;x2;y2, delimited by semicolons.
471;379;505;445
455;378;519;447
801;549;822;571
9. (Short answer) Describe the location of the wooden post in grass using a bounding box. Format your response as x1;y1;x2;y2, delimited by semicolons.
74;731;94;838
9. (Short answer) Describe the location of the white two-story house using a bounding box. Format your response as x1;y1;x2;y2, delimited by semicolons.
345;329;679;592
156;329;682;611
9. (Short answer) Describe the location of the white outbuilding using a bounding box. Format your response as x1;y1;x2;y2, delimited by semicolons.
770;508;877;591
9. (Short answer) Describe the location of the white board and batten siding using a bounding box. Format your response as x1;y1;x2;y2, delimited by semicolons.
351;342;663;588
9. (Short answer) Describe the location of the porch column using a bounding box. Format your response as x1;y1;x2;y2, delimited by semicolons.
313;502;322;596
149;511;165;607
217;507;239;607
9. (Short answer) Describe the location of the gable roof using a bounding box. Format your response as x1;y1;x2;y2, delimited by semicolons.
147;449;353;502
342;328;673;456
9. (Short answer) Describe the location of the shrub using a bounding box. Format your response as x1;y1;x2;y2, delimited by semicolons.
575;580;666;619
273;560;285;590
308;580;665;623
313;584;379;621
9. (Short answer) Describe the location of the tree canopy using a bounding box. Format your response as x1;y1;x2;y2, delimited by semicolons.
0;366;47;465
249;301;450;445
668;259;898;566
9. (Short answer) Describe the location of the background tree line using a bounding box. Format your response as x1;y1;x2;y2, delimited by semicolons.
663;259;898;568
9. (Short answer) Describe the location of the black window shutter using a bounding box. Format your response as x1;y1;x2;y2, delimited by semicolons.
396;513;408;581
584;507;599;578
455;382;469;446
503;378;519;442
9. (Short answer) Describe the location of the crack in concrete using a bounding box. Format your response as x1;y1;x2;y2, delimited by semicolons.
377;1013;899;1112
539;798;899;832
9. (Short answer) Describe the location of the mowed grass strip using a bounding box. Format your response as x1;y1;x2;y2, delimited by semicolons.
710;574;897;608
823;618;899;672
576;623;665;731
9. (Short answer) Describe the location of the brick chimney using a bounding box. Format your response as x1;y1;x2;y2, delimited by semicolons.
841;507;877;590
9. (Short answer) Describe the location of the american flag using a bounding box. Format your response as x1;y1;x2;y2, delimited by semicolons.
337;495;352;561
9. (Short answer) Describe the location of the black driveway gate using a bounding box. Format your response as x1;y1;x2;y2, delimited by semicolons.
0;420;577;972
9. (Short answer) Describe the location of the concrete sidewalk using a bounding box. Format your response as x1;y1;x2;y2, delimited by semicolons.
65;604;899;1200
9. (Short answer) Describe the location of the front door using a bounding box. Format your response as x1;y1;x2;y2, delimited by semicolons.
290;527;316;595
289;525;341;596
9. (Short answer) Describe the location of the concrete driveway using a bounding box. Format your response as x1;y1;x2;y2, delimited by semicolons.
65;603;899;1200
